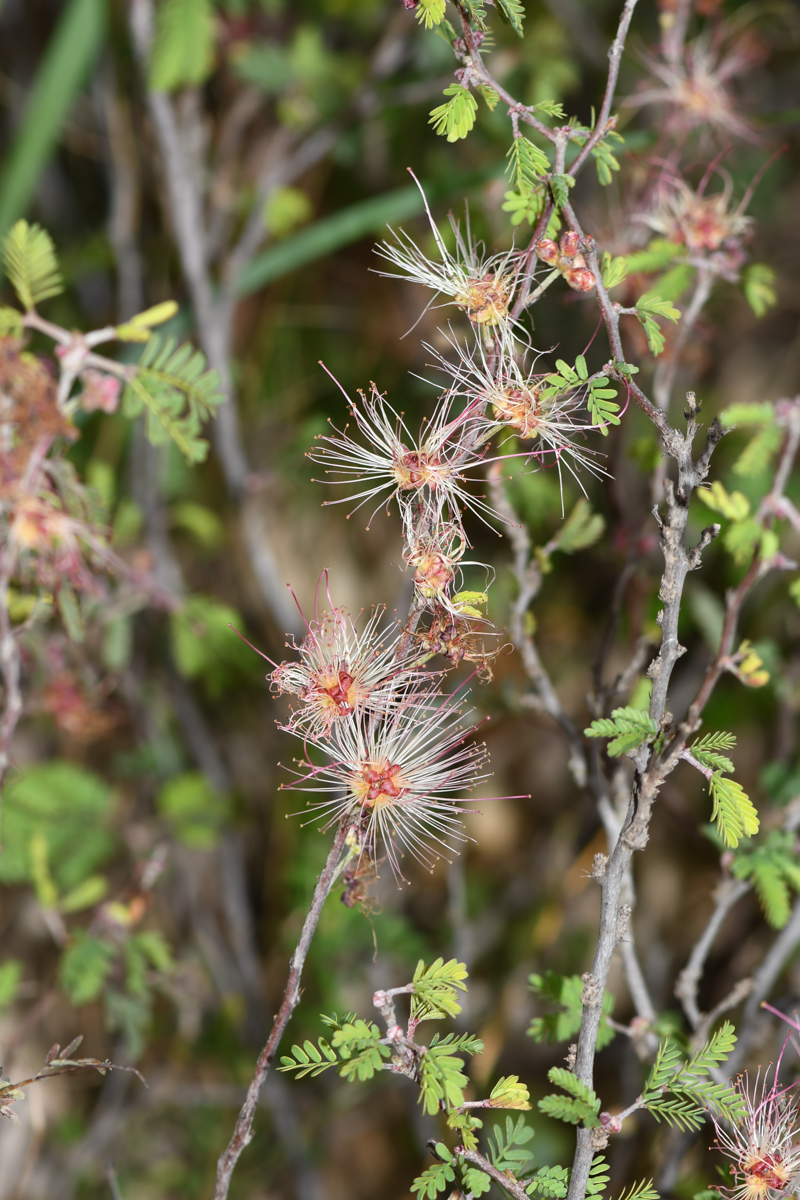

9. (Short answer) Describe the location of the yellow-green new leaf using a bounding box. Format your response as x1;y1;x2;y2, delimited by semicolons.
2;220;63;311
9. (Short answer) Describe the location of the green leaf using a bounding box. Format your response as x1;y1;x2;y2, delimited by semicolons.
637;293;682;322
464;1166;493;1196
414;0;447;28
419;1043;469;1114
429;85;478;143
601;252;628;290
550;174;575;208
555;500;606;554
732;830;800;928
59;932;115;1005
0;762;115;891
695;481;750;522
591;130;624;185
507;138;551;194
690;731;736;775
411;1161;456;1199
124;333;225;463
411;958;468;1023
116;300;179;343
59;874;108;914
586;1155;610;1196
149;0;215;91
635;293;681;357
495;0;525;35
1;220;63;310
616;1181;659;1200
488;1075;532;1110
502;188;545;228
529;971;616;1049
709;774;759;848
0;0;106;238
720;402;776;429
527;1166;571;1198
636;310;666;356
625;239;682;274
585;707;658;757
539;1067;601;1127
534;100;566;119
0;306;23;336
587;377;620;434
722;518;763;566
489;1114;535;1174
742;263;777;318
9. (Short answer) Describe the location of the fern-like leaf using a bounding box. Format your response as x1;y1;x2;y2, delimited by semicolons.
411;958;468;1023
586;376;620;434
709;774;759;848
585;1155;610;1196
2;221;64;311
419;1043;469;1115
123;334;225;463
690;731;736;775
489;1114;535;1174
539;1067;601;1127
488;1075;532;1110
411;1160;456;1198
495;0;525;35
555;500;606;554
527;1166;571;1198
616;1181;659;1200
732;831;800;928
584;707;657;757
415;0;447;28
429;85;478;142
507;137;551;194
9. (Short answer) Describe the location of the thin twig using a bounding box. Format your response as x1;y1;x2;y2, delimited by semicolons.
213;820;350;1200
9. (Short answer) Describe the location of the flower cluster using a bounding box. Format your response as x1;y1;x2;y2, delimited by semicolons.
266;574;512;881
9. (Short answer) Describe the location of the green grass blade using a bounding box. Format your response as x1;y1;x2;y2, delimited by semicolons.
0;0;107;237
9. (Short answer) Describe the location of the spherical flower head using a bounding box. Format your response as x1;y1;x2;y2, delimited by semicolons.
374;171;524;335
429;333;609;500
624;33;765;144
452;271;515;327
309;373;507;539
714;1068;800;1200
269;576;420;739
642;173;753;257
280;681;499;881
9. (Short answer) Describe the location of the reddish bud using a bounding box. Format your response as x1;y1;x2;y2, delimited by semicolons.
559;231;581;258
564;267;596;292
535;238;559;265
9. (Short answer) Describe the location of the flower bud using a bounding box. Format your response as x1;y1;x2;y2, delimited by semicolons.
559;231;581;258
564;267;596;292
535;238;559;265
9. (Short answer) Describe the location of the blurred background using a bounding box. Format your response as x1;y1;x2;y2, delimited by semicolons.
0;0;799;1196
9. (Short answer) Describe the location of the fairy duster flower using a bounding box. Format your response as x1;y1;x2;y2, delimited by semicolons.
714;1067;800;1200
309;371;507;539
374;171;525;334
280;680;504;880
